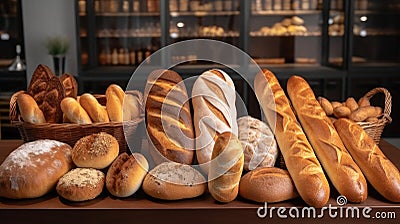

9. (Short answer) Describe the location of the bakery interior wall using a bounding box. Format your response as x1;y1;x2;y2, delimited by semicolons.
21;0;78;84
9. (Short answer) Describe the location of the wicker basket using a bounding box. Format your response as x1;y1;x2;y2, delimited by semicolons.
9;90;145;153
356;87;392;144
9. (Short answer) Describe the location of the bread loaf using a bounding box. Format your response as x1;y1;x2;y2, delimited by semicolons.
142;162;206;200
72;132;119;169
0;140;73;199
192;69;238;173
208;132;244;203
56;168;105;202
287;75;367;203
237;116;278;171
106;152;148;197
106;84;124;122
123;91;143;121
59;73;78;98
254;69;330;208
79;93;109;123
145;69;194;165
16;92;46;124
334;118;400;202
239;167;298;203
61;97;92;124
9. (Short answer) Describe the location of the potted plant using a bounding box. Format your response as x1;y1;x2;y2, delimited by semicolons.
45;36;69;75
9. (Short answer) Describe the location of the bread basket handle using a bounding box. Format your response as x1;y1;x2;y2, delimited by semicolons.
9;90;25;122
362;87;392;123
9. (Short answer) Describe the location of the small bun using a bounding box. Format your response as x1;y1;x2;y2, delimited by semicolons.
56;168;105;202
72;132;119;169
106;153;149;197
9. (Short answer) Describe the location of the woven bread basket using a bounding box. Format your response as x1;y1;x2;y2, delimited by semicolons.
9;90;145;153
355;87;392;144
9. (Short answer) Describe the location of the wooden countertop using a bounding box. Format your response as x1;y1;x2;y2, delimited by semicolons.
0;140;399;224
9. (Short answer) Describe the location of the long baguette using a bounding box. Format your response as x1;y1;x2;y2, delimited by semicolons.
334;118;400;202
287;75;367;203
254;69;330;208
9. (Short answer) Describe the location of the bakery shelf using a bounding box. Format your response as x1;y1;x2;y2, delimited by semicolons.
170;11;240;17
81;12;160;17
251;10;321;16
249;33;321;37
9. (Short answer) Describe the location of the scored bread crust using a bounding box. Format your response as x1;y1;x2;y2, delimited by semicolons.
254;69;330;208
59;73;78;99
145;69;194;165
287;75;367;203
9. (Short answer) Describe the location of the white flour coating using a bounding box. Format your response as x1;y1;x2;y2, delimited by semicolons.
149;162;205;185
1;139;65;169
9;176;19;191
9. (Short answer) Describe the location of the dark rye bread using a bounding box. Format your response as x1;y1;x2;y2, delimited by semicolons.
59;73;78;98
27;64;65;123
144;69;194;165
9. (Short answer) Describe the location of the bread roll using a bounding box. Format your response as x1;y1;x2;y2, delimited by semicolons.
56;168;105;202
334;118;400;202
208;132;244;203
192;69;238;173
254;69;330;208
237;116;278;171
123;91;143;121
79;93;109;123
317;96;333;116
0;140;73;199
16;92;46;124
333;105;351;118
106;84;124;122
287;75;367;203
142;162;206;200
72;132;119;169
331;101;342;109
61;97;92;124
145;69;194;165
358;97;370;107
239;167;298;203
345;97;359;112
106;153;148;197
349;106;378;122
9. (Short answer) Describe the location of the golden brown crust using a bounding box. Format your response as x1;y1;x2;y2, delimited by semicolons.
17;93;46;124
79;93;109;123
0;140;73;199
334;118;400;202
106;84;125;122
72;132;119;169
287;75;367;203
61;97;92;124
254;69;330;208
145;69;194;165
106;153;149;197
239;167;298;203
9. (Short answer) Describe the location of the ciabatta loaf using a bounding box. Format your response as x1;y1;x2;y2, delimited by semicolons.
254;69;330;208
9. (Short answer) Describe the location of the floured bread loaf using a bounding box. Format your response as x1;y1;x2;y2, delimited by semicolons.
237;116;278;171
27;64;65;123
0;140;73;199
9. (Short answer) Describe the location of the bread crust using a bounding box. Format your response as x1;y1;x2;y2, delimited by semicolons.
61;97;92;124
80;93;109;123
59;73;78;98
17;92;46;124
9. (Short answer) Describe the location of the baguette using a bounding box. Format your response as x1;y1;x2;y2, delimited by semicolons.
192;69;238;173
145;69;194;165
60;97;92;124
334;118;400;202
106;84;124;122
208;132;244;203
254;69;330;208
287;75;367;203
16;92;46;124
79;93;110;123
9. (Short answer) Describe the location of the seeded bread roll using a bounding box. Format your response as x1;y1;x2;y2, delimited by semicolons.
0;140;73;199
56;168;105;202
142;162;206;200
106;153;149;197
72;132;119;169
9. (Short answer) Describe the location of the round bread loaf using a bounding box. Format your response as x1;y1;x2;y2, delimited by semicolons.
142;162;206;200
106;153;149;197
237;116;278;171
72;132;119;169
0;140;73;199
56;168;105;201
239;167;298;203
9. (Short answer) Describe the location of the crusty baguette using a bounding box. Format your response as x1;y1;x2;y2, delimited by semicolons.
334;118;400;202
192;69;238;173
254;69;330;208
144;69;194;165
16;92;46;124
106;84;125;122
287;75;367;203
208;132;244;203
239;167;298;203
80;93;110;123
60;97;92;124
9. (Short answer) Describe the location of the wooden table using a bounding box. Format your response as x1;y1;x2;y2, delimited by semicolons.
0;140;399;224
